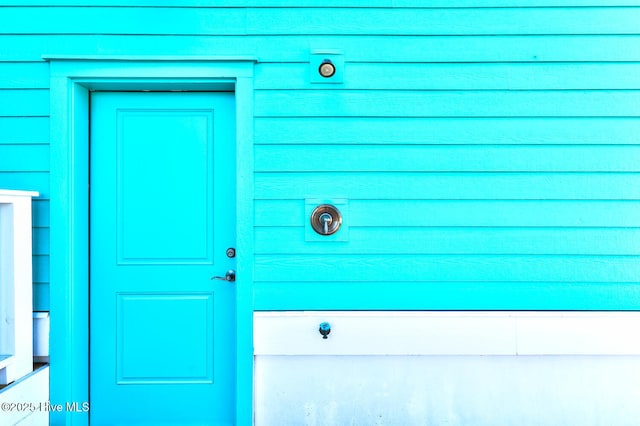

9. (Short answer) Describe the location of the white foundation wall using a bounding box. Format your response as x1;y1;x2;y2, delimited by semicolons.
254;312;640;426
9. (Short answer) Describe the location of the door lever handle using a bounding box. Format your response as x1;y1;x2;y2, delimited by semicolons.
211;269;236;282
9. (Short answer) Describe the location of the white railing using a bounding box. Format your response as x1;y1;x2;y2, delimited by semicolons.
0;189;38;385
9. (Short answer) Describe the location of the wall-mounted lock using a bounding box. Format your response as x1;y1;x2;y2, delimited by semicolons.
310;204;342;235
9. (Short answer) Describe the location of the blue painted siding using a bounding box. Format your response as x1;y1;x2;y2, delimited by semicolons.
1;2;640;310
0;81;50;309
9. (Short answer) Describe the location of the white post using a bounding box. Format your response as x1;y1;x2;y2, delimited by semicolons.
0;190;38;385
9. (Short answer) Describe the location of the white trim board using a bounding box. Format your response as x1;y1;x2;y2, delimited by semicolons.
254;311;640;356
0;190;39;198
0;190;37;385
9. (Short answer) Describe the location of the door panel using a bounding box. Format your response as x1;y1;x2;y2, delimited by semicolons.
115;109;215;264
116;293;214;385
90;91;236;425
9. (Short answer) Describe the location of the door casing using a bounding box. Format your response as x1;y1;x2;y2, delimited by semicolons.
47;57;256;426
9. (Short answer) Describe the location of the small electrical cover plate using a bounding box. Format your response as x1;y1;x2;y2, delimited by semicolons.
305;198;349;242
310;51;344;84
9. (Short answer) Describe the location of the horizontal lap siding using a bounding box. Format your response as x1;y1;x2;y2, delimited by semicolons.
1;5;639;310
256;146;640;172
5;35;640;62
3;7;640;35
247;6;640;309
255;117;640;145
0;60;50;309
255;63;640;90
256;90;640;117
3;1;640;6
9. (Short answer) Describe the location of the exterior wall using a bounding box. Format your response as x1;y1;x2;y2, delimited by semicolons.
2;2;640;424
2;2;640;312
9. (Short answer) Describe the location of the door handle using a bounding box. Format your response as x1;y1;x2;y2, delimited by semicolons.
310;204;342;236
211;270;236;282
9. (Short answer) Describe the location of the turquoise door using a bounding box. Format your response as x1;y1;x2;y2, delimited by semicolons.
89;91;236;425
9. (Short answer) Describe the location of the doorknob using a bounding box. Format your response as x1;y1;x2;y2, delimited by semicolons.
211;270;236;282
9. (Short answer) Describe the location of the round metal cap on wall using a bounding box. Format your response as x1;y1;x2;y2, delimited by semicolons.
310;204;342;235
318;60;336;78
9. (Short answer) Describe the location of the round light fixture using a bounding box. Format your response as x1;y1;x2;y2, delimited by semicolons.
318;59;336;78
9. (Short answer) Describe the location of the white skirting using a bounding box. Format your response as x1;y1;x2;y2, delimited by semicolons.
255;311;640;355
254;311;640;425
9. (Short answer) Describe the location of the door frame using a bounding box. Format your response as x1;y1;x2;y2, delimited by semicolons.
47;56;256;426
